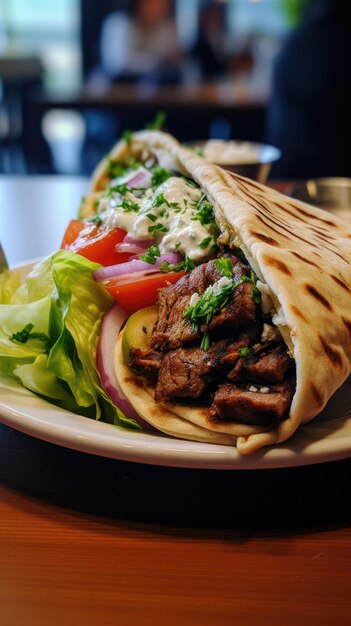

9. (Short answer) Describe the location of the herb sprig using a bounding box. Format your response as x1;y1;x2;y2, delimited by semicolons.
160;256;195;273
148;223;169;237
106;157;140;179
151;167;172;189
214;257;233;278
146;111;167;130
140;244;161;264
120;199;140;213
192;195;216;225
183;272;260;335
10;323;52;352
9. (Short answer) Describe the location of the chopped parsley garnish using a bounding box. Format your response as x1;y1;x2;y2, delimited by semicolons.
151;167;172;189
148;223;169;237
109;183;128;196
88;214;103;226
121;199;140;213
153;193;168;208
199;235;213;250
146;212;157;222
214;257;233;278
106;157;140;179
152;193;178;210
200;332;211;351
192;196;216;225
102;183;129;200
146;110;167;130
160;256;195;273
239;347;251;358
10;323;52;352
140;244;161;265
183;273;258;333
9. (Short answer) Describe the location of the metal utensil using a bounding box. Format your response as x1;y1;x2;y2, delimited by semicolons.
0;242;9;273
186;140;281;183
290;177;351;222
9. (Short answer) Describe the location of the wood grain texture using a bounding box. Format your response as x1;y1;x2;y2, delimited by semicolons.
1;483;350;626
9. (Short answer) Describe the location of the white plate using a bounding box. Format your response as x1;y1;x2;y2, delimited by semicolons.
1;373;351;469
1;261;351;470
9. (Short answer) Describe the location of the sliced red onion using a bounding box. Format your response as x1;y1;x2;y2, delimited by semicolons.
92;253;182;282
115;242;151;255
96;303;153;430
116;235;154;255
122;234;154;246
125;167;152;189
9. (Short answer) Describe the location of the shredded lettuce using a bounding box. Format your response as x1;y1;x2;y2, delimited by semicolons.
0;268;21;304
0;250;139;430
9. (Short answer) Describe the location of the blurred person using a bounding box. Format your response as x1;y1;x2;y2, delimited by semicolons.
99;0;183;85
189;1;229;81
265;0;351;180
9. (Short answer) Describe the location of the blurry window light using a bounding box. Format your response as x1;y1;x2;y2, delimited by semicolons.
0;0;81;89
0;0;79;32
176;0;200;49
227;0;289;39
42;109;86;174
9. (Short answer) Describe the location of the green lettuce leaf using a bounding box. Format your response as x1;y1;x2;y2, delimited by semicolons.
0;296;51;374
0;269;21;303
0;250;140;430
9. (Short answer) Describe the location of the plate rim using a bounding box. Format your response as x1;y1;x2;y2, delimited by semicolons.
0;382;351;469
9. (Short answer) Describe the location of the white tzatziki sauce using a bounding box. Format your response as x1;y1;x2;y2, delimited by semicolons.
98;174;218;262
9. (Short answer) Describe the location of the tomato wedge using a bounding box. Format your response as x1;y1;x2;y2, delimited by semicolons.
105;270;186;314
61;220;132;266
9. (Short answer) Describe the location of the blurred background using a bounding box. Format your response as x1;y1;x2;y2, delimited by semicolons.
0;0;350;180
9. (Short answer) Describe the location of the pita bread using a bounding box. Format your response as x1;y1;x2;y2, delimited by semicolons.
93;131;351;454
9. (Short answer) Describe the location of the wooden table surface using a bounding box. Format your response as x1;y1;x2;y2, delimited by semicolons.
0;176;350;626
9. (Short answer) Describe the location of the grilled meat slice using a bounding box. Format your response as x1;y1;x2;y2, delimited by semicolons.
203;281;257;336
210;380;295;425
129;348;162;381
228;344;292;384
154;346;216;402
153;335;262;402
150;258;254;350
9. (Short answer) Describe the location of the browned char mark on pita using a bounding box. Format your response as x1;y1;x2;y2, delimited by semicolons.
330;274;349;292
290;304;308;322
310;227;338;241
342;317;351;335
246;200;326;252
291;251;320;269
250;196;347;263
257;207;351;265
275;200;339;229
249;229;280;246
304;284;333;311
295;208;338;229
262;255;291;276
318;335;343;367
